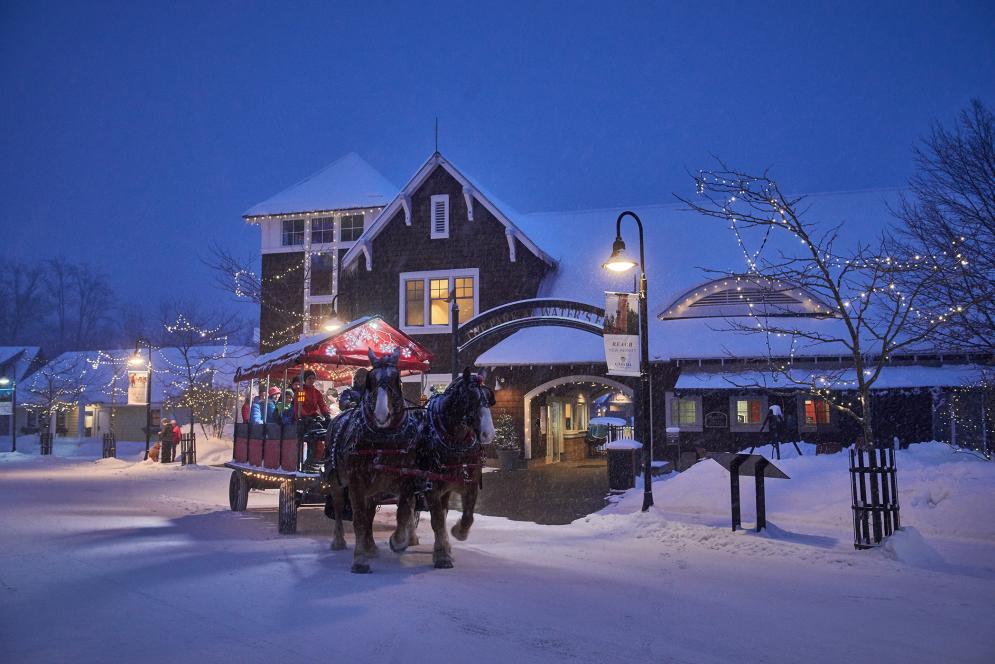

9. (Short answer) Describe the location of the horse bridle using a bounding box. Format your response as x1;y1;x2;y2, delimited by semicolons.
362;363;406;430
429;375;495;451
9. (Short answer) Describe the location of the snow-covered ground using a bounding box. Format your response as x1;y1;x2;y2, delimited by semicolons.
1;443;993;663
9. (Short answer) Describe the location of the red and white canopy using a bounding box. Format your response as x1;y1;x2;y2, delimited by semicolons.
234;316;433;383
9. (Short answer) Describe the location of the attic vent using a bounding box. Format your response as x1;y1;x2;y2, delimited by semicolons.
430;194;450;239
690;288;801;308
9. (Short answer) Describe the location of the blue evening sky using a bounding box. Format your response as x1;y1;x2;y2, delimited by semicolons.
1;1;992;311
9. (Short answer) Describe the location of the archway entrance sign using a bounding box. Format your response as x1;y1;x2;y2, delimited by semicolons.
450;298;606;378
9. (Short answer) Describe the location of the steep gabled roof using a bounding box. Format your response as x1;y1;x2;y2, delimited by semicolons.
341;152;556;271
243;152;397;220
0;346;42;382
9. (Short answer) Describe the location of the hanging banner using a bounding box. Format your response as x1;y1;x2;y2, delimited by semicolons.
604;291;641;377
128;369;148;405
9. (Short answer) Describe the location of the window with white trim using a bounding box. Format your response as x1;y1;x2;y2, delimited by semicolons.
311;217;335;244
281;219;305;246
730;395;767;431
430;194;450;239
340;214;364;242
665;392;702;431
399;269;478;333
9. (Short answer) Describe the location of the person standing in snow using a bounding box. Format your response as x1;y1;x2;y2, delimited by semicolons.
762;403;784;442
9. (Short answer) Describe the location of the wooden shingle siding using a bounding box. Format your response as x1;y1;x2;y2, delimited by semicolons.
339;166;551;374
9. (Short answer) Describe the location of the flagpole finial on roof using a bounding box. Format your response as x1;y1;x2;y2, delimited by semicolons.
434;117;439;154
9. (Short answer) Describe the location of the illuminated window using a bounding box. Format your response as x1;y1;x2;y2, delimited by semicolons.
405;280;425;327
672;398;698;426
399;269;478;333
430;279;450;325
735;399;763;425
804;398;831;425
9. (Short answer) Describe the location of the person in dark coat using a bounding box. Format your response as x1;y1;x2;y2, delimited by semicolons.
761;404;785;443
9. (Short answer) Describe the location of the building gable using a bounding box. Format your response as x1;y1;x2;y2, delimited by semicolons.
341;152;555;272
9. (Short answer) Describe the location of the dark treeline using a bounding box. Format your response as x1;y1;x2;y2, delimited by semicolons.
0;256;251;357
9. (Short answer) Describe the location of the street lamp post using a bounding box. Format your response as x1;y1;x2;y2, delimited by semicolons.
603;210;654;511
130;339;153;460
321;293;344;333
0;377;15;453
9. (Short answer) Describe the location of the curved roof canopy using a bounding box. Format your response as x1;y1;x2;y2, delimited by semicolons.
234;316;433;382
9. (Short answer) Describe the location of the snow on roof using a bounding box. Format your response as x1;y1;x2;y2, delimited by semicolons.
477;315;875;365
0;346;41;382
514;188;902;314
22;346;255;406
242;153;397;219
675;364;991;390
477;189;906;365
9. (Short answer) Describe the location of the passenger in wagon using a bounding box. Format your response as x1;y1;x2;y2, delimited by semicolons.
298;370;330;420
250;386;279;424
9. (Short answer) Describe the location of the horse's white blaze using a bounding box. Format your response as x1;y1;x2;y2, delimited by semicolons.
374;387;389;426
478;406;495;444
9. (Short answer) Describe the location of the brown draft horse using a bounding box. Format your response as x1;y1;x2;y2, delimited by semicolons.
324;348;423;574
391;368;495;569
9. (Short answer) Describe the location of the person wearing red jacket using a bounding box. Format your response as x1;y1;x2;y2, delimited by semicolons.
171;419;181;444
298;370;330;418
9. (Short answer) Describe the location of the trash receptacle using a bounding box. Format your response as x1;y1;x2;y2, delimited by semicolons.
606;439;643;491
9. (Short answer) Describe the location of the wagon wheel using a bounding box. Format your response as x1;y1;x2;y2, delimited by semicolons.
229;470;249;512
278;480;298;534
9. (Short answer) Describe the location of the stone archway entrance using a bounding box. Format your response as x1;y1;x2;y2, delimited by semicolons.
522;375;634;462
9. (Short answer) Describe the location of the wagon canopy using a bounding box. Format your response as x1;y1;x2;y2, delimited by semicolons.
234;315;433;382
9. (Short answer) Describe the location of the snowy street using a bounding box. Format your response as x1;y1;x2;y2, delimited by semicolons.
2;444;993;664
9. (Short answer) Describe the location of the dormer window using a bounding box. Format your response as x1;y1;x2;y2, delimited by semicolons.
430;194;450;239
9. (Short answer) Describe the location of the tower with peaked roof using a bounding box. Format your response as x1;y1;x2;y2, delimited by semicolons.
242;153;397;350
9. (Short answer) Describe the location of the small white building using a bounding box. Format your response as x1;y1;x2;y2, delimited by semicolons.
19;345;254;441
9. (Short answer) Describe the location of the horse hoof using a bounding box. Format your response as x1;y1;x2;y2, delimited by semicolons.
389;536;408;554
330;540;347;551
408;536;420;546
451;525;468;542
351;563;372;574
434;559;454;569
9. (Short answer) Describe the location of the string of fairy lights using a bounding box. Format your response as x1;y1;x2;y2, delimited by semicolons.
692;170;988;425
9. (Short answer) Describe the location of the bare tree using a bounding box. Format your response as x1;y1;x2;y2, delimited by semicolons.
204;242;317;350
45;257;116;353
22;353;91;436
892;100;995;354
0;262;47;344
679;164;955;447
155;302;246;434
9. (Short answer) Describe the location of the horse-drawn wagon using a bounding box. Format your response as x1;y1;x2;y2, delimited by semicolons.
227;316;433;534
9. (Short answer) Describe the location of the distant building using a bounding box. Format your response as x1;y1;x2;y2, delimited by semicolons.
18;346;253;441
245;151;993;463
0;347;44;440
